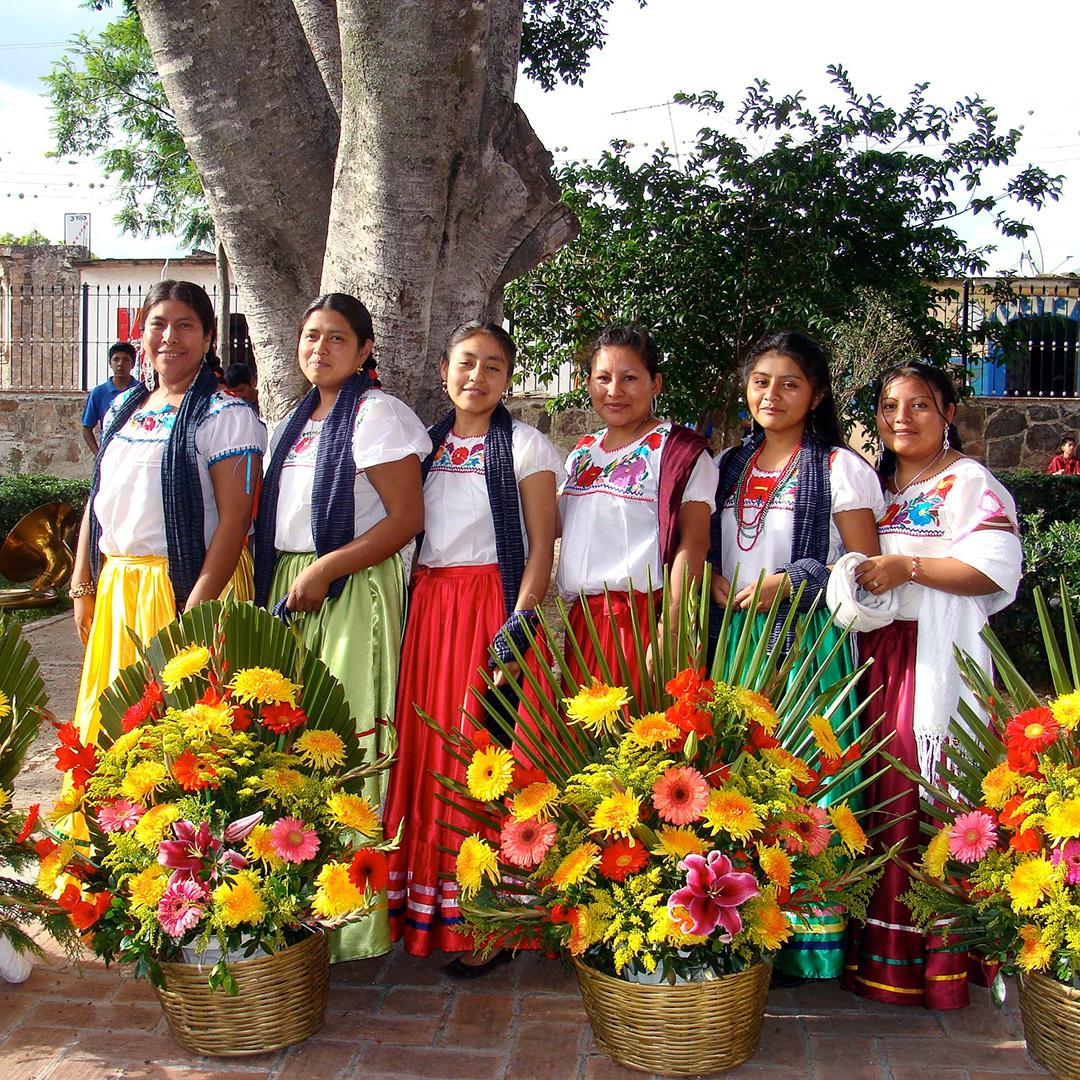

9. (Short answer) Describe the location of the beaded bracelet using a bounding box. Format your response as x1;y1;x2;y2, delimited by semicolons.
910;556;922;583
68;581;96;599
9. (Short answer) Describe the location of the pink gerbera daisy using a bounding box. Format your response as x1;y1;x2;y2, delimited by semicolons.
783;805;830;856
157;879;207;937
269;817;320;864
96;799;145;834
500;817;557;869
652;766;709;825
948;810;998;863
1052;839;1080;885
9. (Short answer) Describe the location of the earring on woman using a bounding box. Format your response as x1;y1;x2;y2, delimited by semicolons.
943;426;951;453
141;355;157;393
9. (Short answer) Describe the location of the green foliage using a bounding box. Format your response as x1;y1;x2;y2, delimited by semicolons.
0;475;89;540
997;469;1080;527
507;67;1062;428
0;230;53;247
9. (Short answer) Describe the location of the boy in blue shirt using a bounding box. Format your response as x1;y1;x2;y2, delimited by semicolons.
81;341;136;454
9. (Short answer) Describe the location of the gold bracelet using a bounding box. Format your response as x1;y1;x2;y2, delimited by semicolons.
68;581;96;599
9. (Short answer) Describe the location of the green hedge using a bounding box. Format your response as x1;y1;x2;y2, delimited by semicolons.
0;474;90;540
997;469;1080;526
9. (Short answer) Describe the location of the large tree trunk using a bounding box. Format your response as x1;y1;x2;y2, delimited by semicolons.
136;0;576;423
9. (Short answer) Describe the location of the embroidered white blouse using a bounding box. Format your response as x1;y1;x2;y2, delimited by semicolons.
556;423;718;599
95;389;266;557
717;446;885;588
268;389;432;553
419;421;565;568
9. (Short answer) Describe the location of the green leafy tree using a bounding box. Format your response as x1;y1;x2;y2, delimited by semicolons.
0;230;53;246
507;67;1063;427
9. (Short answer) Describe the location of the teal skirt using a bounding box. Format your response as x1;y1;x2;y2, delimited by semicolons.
269;551;407;962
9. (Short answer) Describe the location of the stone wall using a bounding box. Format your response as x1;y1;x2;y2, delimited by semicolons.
955;397;1080;471
0;391;93;479
508;396;594;456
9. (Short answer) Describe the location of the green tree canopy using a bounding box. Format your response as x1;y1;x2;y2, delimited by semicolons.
0;230;53;246
506;67;1063;428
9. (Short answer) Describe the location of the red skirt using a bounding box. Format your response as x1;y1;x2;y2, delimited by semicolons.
385;564;504;957
566;590;655;701
840;620;991;1009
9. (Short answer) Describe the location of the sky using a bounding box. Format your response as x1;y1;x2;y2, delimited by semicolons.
1;0;1078;272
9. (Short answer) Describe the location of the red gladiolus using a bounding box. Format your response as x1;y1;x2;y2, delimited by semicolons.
260;703;308;735
230;703;254;731
549;904;577;925
57;885;113;931
1010;828;1042;853
348;850;389;894
14;804;39;844
54;723;97;788
666;700;713;738
470;729;492;751
744;724;779;752
34;837;57;861
666;669;714;708
512;764;547;790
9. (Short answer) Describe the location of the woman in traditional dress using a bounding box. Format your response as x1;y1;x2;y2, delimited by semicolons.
840;361;1022;1009
708;330;882;981
384;321;563;971
557;325;717;696
70;279;265;757
252;292;430;962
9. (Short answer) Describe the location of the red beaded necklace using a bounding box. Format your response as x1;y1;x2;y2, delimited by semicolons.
734;442;802;551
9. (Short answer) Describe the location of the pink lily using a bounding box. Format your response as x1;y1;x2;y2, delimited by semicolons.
667;850;759;939
223;811;264;843
157;819;247;884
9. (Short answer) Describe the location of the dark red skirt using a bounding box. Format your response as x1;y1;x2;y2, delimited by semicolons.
566;590;655;700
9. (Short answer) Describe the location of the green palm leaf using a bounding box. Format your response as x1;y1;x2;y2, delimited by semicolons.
0;617;49;793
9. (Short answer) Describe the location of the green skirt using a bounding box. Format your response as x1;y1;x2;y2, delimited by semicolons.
269;551;407;962
720;608;859;979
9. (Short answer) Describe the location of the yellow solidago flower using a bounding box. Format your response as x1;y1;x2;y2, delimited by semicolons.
134;802;180;848
744;893;791;951
1050;689;1080;731
466;745;515;802
0;689;10;719
229;667;299;707
260;767;306;798
294;729;347;771
563;681;631;736
311;861;365;918
121;761;167;803
1008;858;1057;912
159;644;211;693
456;834;500;899
1045;798;1080;843
212;870;267;928
829;804;869;855
511;781;559;821
703;788;764;841
591;790;641;837
49;786;84;823
551;842;601;889
127;864;168;911
327;792;379;836
757;845;792;888
245;824;285;867
1018;923;1053;972
922;828;951;879
807;714;842;760
629;712;679;747
655;826;709;860
981;763;1022;811
733;688;777;734
183;701;234;741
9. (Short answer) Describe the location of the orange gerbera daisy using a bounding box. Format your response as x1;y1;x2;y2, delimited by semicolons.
171;749;217;791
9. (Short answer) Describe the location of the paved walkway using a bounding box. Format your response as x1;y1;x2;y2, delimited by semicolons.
5;615;1050;1079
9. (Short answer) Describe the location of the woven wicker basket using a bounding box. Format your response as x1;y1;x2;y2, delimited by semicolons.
154;928;330;1056
573;958;771;1075
1019;969;1080;1079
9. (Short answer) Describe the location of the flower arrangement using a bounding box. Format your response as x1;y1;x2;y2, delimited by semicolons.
446;664;887;982
45;601;393;991
901;581;1080;987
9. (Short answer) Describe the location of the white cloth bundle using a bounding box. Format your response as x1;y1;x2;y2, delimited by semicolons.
0;937;32;983
826;551;900;633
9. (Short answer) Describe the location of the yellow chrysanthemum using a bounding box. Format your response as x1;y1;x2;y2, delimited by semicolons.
922;828;951;879
0;689;10;719
133;802;180;848
228;667;300;707
661;904;709;946
0;789;7;812
260;767;306;797
655;826;709;859
511;781;559;821
629;712;680;747
1045;798;1080;843
1050;689;1080;731
703;788;764;840
36;841;73;894
466;745;515;802
159;644;211;693
182;701;234;741
761;748;814;784
981;763;1022;811
757;845;793;888
733;688;777;734
49;786;84;823
551;842;601;889
745;895;791;951
311;861;365;918
456;834;501;899
1018;923;1053;972
127;865;168;911
1008;858;1057;912
244;824;285;867
327;792;379;836
829;804;869;855
591;790;641;837
807;714;842;760
212;870;266;928
563;681;631;735
107;728;142;759
294;729;346;771
120;761;167;803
